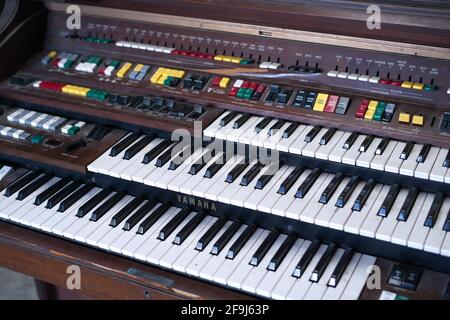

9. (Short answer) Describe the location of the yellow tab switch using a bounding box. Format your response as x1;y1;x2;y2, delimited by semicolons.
412;82;424;90
313;93;329;112
399;112;411;123
412;114;424;126
219;77;230;88
368;100;378;111
401;81;413;89
117;62;132;78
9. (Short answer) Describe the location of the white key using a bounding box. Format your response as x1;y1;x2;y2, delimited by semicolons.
215;116;239;140
87;133;133;173
199;224;247;281
241;234;287;293
415;147;440;180
264;123;292;150
227;116;259;143
271;169;311;217
204;156;244;201
430;148;449;182
288;125;314;155
328;132;351;162
285;244;328;300
226;229;270;289
303;248;344;300
390;192;427;245
301;128;328;158
147;212;198;264
342;135;366;165
370;141;398;171
441;233;450;257
251;120;278;147
212;228;265;285
339;255;376;300
315;130;346;160
258;166;297;213
246;165;290;211
399;144;423;176
229;165;267;207
276;125;307;153
217;160;259;204
356;137;381;168
270;240;311;300
322;253;362;300
375;189;409;242
314;177;351;227
385;142;406;174
255;239;304;297
424;198;450;254
446;169;450;184
299;174;336;223
286;173;330;220
159;216;216;269
344;184;384;235
328;182;365;231
238;118;264;144
358;185;391;237
128;207;179;259
406;194;434;250
204;112;231;138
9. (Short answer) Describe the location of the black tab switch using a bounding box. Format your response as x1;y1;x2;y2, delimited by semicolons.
388;265;406;287
401;268;422;291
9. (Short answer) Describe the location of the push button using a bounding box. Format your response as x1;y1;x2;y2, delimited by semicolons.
399;112;411;124
412;114;424;126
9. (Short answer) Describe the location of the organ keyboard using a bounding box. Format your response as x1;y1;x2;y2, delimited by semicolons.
0;0;449;300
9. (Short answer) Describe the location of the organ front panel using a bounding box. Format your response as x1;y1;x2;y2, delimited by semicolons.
0;0;449;300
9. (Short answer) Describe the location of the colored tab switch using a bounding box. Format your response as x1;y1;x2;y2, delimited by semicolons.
399;112;411;123
313;93;329;112
412;115;424;126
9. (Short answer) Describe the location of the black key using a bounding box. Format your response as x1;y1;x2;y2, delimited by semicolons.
110;197;145;227
155;143;178;167
158;207;190;240
204;156;227;178
304;126;321;143
34;177;72;206
444;150;450;168
417;144;431;163
250;229;279;266
196;217;227;251
142;140;172;164
58;184;93;213
328;247;354;287
267;234;296;271
137;203;170;234
240;163;263;186
211;220;242;255
16;174;53;201
76;189;112;218
336;176;360;207
255;168;277;190
320;128;337;145
282;123;300;139
295;168;321;198
352;179;375;211
123;135;154;160
189;151;214;175
443;209;450;232
378;184;400;217
359;135;374;152
46;181;82;209
292;239;321;278
169;148;189;171
124;200;157;231
310;243;337;282
220;111;239;126
424;192;444;228
109;133;141;157
90;192;125;221
278;167;304;195
397;187;419;221
268;120;286;136
233;114;252;129
226;162;249;183
400;142;414;160
255;117;272;133
173;211;206;245
319;173;344;204
343;132;358;150
227;224;257;259
5;171;40;197
376;137;390;155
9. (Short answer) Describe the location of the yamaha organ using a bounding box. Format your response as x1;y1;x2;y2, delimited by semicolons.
0;0;449;300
